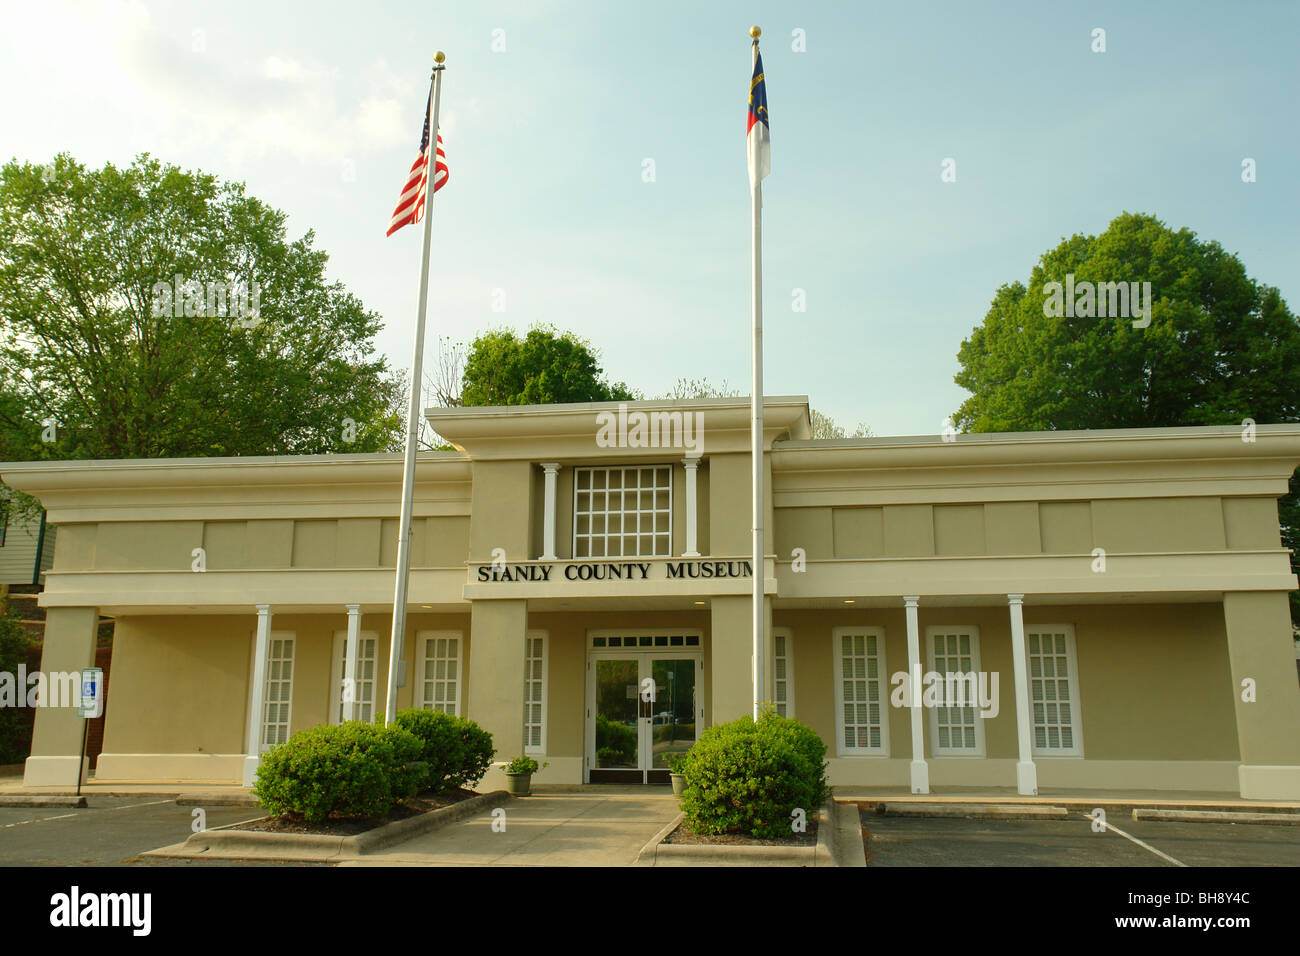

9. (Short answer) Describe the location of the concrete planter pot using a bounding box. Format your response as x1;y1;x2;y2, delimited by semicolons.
503;772;532;796
670;773;686;797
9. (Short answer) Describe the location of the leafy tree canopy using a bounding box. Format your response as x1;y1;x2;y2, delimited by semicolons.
0;153;404;482
953;211;1300;630
460;325;638;406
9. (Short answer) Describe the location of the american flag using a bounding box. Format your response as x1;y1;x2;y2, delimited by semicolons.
387;84;448;237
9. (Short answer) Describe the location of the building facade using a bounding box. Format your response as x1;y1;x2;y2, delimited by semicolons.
4;396;1300;799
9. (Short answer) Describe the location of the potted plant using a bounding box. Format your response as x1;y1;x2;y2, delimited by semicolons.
665;752;688;797
501;756;547;796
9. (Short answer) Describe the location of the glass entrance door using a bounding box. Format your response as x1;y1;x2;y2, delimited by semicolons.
589;652;700;783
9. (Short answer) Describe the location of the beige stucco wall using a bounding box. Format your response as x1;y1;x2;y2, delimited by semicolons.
773;602;1239;765
774;495;1284;561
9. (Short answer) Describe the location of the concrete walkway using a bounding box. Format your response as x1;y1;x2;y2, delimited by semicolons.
341;787;681;867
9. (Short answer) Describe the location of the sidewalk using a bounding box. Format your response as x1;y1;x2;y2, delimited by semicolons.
341;787;681;867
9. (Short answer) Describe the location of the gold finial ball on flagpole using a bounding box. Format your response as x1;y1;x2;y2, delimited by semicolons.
749;25;761;39
434;51;446;63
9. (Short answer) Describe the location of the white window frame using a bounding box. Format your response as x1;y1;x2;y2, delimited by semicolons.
329;629;379;724
416;630;463;716
772;626;795;718
925;625;986;757
1025;624;1084;757
252;631;295;752
572;464;673;559
832;626;889;756
524;629;548;755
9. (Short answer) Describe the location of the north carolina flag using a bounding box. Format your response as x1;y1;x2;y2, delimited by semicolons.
747;52;770;187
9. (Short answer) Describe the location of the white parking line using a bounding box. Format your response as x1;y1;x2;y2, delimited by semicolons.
0;812;76;829
1080;812;1187;867
0;797;175;830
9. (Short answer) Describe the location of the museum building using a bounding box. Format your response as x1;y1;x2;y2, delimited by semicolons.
4;396;1300;799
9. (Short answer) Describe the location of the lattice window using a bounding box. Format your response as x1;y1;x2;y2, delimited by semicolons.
1027;629;1082;755
260;636;295;750
418;632;461;715
928;628;983;754
333;632;377;724
834;629;887;753
574;465;671;558
524;632;546;753
773;629;794;718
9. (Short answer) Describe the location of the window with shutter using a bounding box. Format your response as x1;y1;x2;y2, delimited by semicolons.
773;628;794;718
926;626;985;756
260;634;295;750
1026;626;1083;756
330;631;378;724
833;627;888;755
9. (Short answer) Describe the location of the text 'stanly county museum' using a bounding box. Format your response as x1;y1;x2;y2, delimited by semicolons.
4;396;1300;800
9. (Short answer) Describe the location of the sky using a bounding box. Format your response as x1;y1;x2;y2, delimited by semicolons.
1;0;1296;437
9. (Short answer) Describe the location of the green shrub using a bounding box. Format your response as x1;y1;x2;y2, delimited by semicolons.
0;608;33;765
392;708;495;793
253;721;423;823
676;709;828;839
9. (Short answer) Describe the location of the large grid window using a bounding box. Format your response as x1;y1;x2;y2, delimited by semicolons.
1026;627;1083;755
927;627;984;755
260;635;295;750
418;631;461;715
773;628;794;718
573;465;671;558
833;628;888;754
524;631;547;753
331;631;377;724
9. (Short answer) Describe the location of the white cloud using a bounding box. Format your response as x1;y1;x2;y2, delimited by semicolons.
1;0;414;166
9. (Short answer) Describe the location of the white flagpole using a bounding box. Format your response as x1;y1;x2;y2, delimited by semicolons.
749;28;764;721
385;52;446;725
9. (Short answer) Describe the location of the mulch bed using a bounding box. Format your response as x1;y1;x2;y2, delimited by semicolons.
664;818;818;847
235;788;478;837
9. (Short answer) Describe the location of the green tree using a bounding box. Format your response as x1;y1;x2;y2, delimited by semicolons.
953;212;1300;628
0;153;404;467
460;325;638;406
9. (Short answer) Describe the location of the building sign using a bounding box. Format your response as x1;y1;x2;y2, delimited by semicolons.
474;559;753;584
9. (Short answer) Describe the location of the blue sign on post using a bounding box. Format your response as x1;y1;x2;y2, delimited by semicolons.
78;667;103;719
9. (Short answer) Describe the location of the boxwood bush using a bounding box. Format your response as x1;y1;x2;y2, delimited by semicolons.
676;709;828;839
392;708;495;793
253;721;424;823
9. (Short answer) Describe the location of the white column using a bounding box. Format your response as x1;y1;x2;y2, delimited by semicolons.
904;596;929;794
342;604;361;723
243;604;272;787
540;462;560;560
682;456;701;557
1007;593;1038;796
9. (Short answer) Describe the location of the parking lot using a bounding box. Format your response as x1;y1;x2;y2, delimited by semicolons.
859;807;1300;866
0;797;312;867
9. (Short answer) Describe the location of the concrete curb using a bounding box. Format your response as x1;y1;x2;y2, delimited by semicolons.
145;790;511;862
0;795;87;808
869;802;1069;820
636;805;834;866
1133;808;1300;826
829;797;866;867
